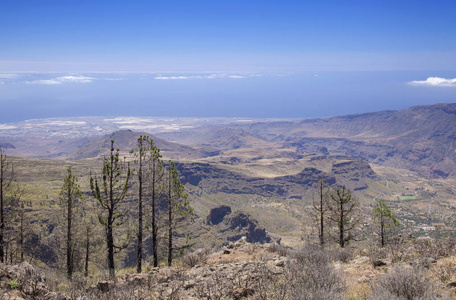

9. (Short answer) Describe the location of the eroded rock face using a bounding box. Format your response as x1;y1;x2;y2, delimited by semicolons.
227;213;271;244
205;206;274;244
175;162;336;198
331;159;378;191
206;205;232;225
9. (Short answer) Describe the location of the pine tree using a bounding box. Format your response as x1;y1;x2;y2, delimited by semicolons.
59;167;83;279
165;161;193;266
90;140;131;279
373;201;399;247
312;179;327;246
327;186;360;248
130;135;163;272
148;140;163;268
131;136;146;273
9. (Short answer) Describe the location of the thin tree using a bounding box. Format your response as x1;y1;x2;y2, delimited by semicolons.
327;186;360;248
131;136;146;273
373;201;399;247
4;186;22;264
312;179;327;246
130;135;163;272
148;140;163;268
90;140;131;279
165;161;193;266
84;226;89;276
13;190;28;264
83;216;97;277
0;148;14;263
17;202;26;262
59;167;83;279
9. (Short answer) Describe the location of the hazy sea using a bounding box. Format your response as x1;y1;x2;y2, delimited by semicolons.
1;71;455;123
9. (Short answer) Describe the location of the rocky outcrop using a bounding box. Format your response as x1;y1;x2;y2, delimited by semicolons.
292;137;396;163
206;205;232;225
0;262;66;300
332;160;378;191
205;206;275;244
176;162;336;198
88;241;288;299
226;212;271;244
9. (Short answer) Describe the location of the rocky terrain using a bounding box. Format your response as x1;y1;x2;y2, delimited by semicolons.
3;238;456;299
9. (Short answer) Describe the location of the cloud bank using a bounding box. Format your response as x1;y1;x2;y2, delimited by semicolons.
408;77;456;87
154;73;247;80
27;75;95;85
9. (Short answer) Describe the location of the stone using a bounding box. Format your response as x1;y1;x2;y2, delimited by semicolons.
232;287;255;299
97;281;113;293
352;256;370;264
372;260;387;268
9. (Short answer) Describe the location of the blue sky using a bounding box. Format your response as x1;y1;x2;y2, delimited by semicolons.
1;1;456;122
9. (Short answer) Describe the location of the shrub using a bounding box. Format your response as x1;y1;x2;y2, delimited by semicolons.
366;246;388;267
267;243;288;257
9;279;18;289
286;245;346;299
181;248;209;268
370;265;436;300
414;239;456;259
434;260;456;284
387;235;410;263
330;247;354;263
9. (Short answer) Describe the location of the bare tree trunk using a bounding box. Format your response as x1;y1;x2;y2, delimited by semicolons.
339;200;345;248
0;152;5;263
20;211;24;263
137;154;143;273
168;171;172;267
67;182;73;279
152;166;158;267
107;152;115;279
85;227;89;277
319;181;324;246
107;211;115;278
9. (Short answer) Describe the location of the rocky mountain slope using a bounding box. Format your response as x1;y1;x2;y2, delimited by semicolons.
243;103;456;178
65;129;207;160
2;103;456;178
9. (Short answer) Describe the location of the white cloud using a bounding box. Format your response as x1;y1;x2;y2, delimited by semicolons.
0;73;20;79
408;77;456;87
27;75;95;85
154;73;249;80
44;121;87;126
154;76;193;80
104;117;152;124
102;77;125;81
